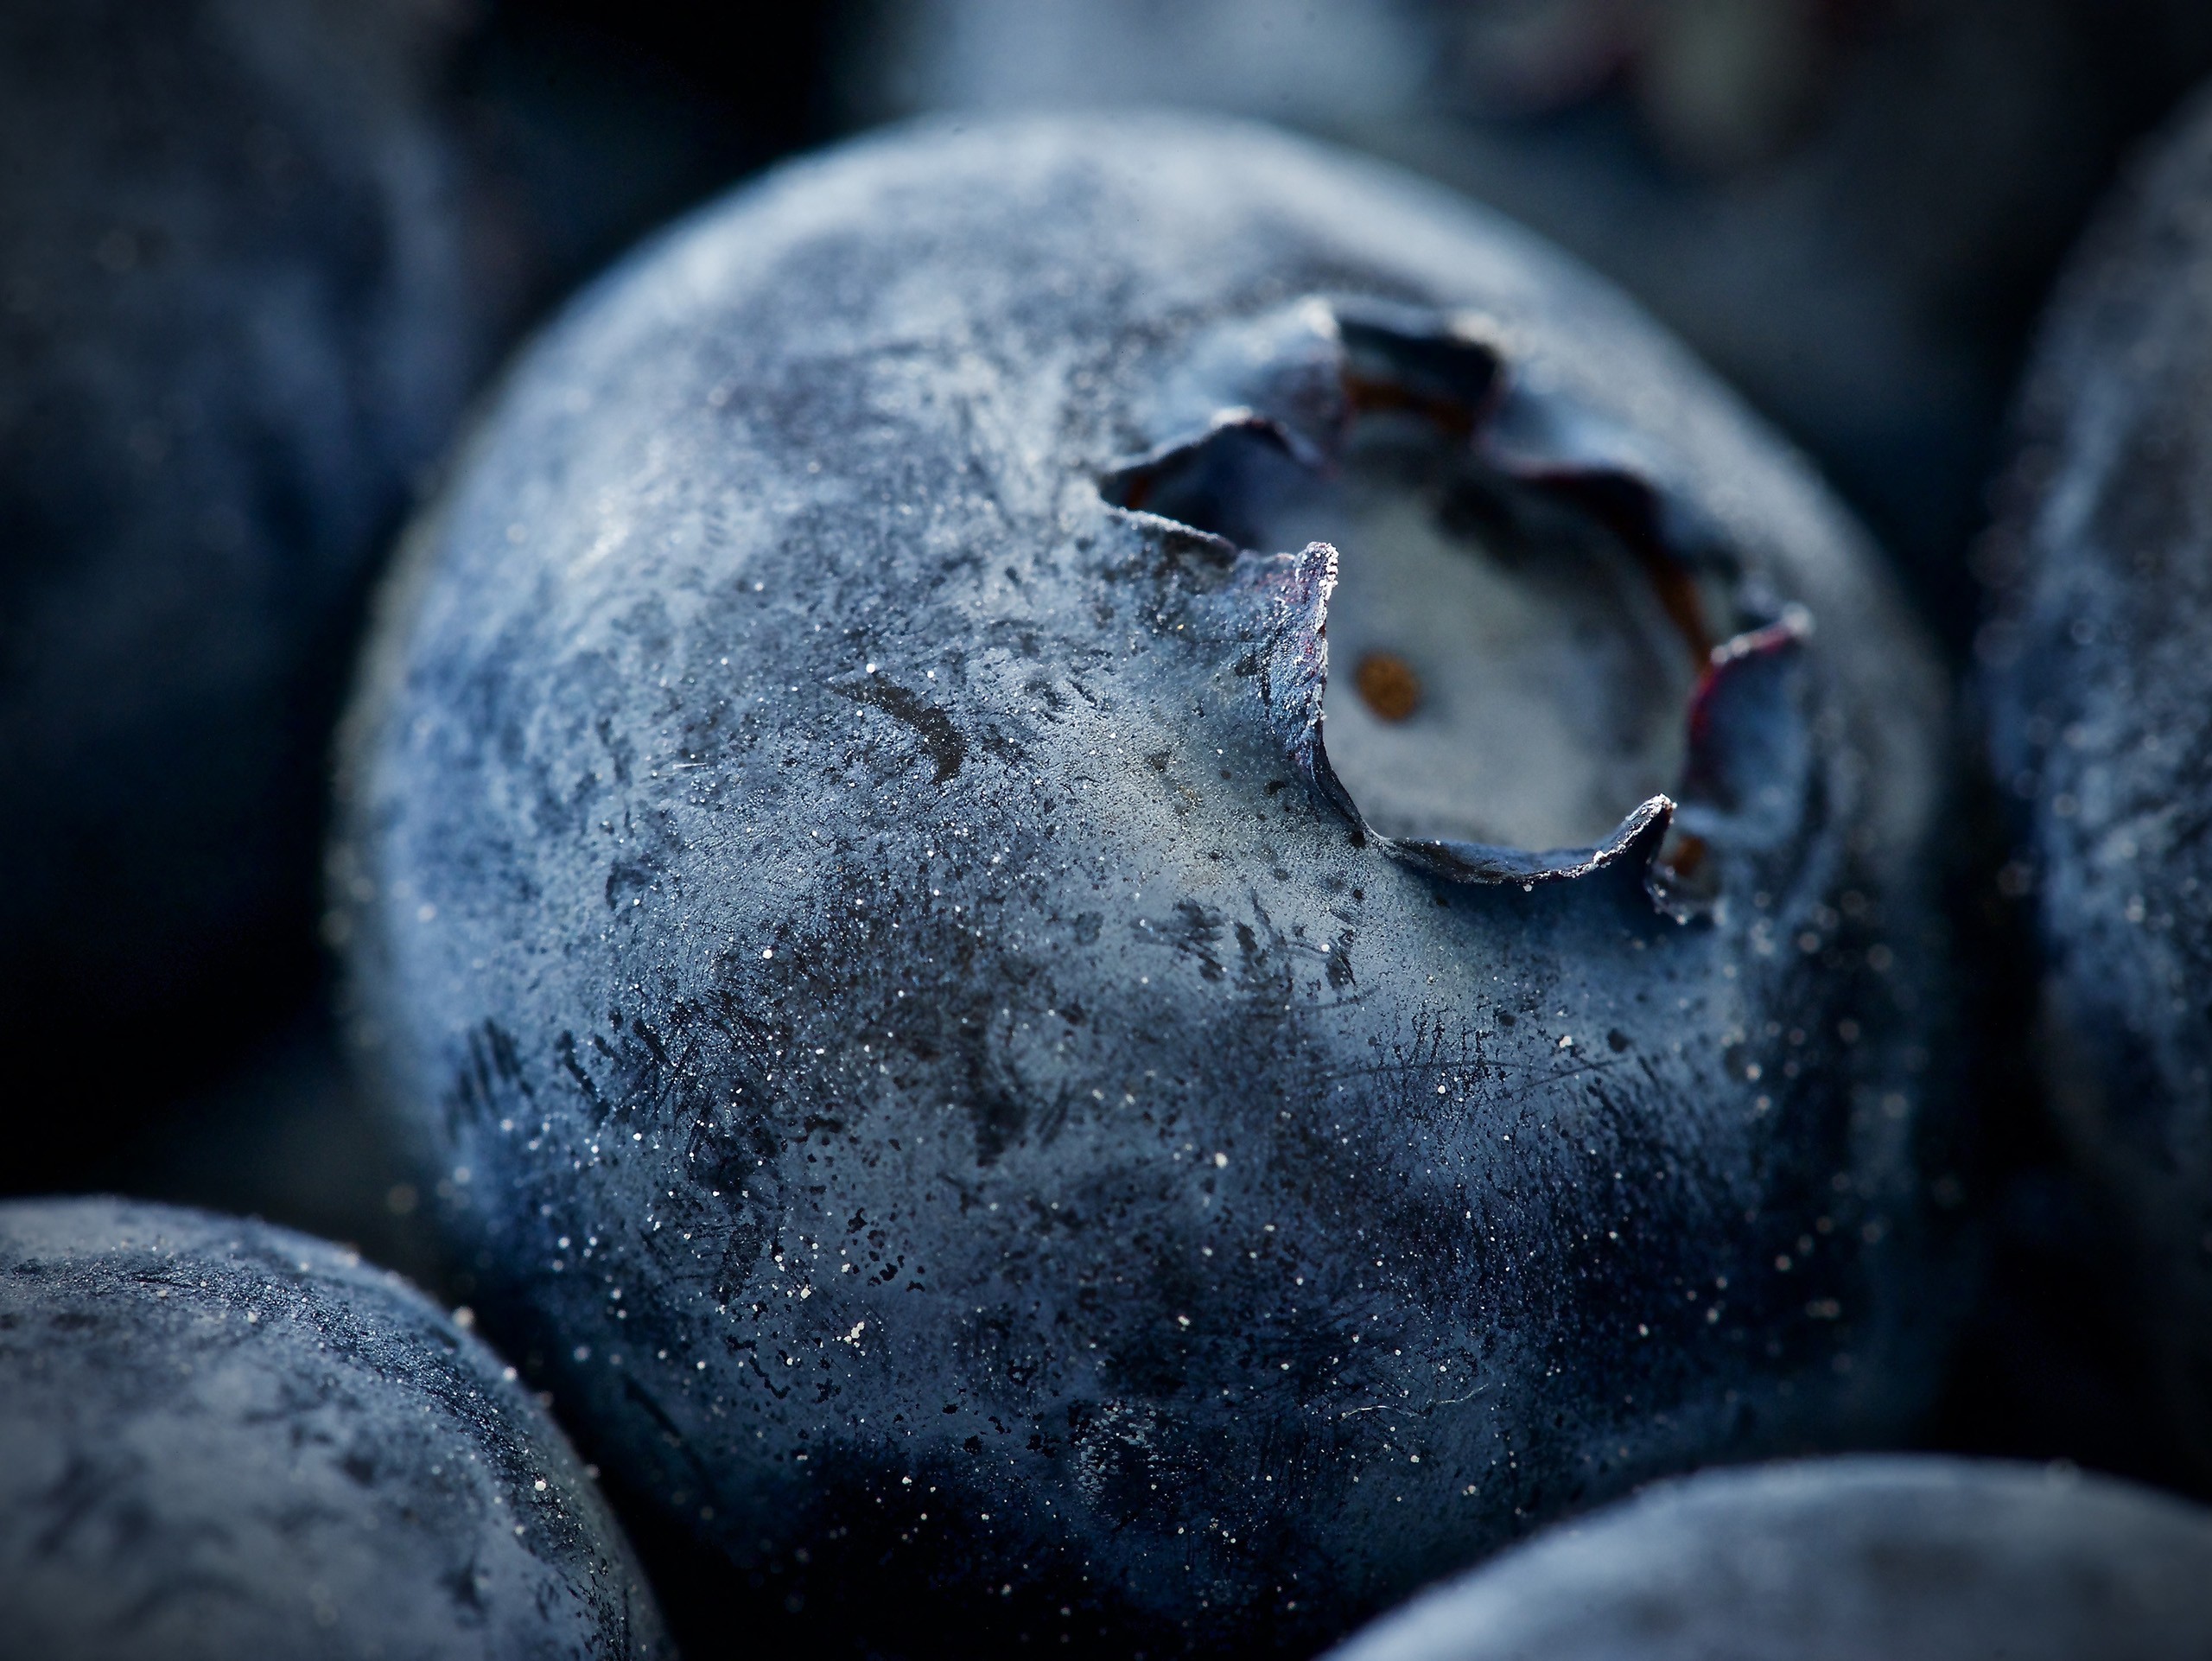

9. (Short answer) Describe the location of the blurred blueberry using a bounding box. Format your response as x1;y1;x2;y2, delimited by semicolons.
1981;82;2212;1486
0;1195;669;1658
0;0;495;1157
1325;1455;2212;1661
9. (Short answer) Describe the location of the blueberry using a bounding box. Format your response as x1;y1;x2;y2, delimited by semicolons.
339;115;1959;1654
0;0;499;1136
1982;86;2212;1479
1324;1455;2212;1660
0;1196;669;1658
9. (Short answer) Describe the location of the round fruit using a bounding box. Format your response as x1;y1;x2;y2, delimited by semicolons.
0;0;493;1129
340;114;1957;1655
1982;85;2212;1479
1325;1455;2212;1661
0;1196;669;1658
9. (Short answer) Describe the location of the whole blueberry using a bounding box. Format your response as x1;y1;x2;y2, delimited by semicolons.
340;116;1957;1655
1325;1454;2212;1661
0;1196;669;1658
0;0;495;1126
1982;85;2212;1478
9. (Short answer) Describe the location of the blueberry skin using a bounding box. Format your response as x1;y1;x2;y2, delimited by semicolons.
1325;1455;2212;1661
340;116;1956;1655
0;1197;669;1659
1982;86;2212;1478
0;0;491;1102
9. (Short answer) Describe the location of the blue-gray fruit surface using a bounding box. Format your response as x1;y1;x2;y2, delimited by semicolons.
339;114;1958;1656
0;1196;669;1659
1981;85;2212;1479
1325;1455;2212;1661
0;0;492;1117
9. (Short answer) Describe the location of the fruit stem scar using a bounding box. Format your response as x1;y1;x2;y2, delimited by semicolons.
1097;297;1808;915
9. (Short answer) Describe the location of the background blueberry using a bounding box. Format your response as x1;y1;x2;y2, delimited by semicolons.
0;1195;669;1658
338;115;1959;1656
1323;1454;2212;1661
0;0;498;1171
1980;83;2212;1484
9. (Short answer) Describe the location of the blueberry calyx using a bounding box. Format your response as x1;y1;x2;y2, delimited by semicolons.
1224;531;1683;894
1102;297;1815;918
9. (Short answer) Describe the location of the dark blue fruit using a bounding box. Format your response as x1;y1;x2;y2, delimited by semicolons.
339;115;1958;1655
0;0;494;1130
1982;85;2212;1480
1325;1455;2212;1660
0;1197;668;1658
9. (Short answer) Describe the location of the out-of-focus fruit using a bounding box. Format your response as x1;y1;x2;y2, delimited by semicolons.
0;1195;669;1658
0;0;494;1148
1982;83;2212;1481
1325;1455;2212;1661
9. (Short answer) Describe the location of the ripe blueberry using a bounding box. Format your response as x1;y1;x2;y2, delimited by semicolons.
1982;86;2212;1480
0;0;494;1128
0;1196;668;1658
340;115;1959;1654
840;0;2212;652
1325;1455;2212;1661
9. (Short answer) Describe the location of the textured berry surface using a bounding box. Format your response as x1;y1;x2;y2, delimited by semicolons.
0;1196;668;1659
341;114;1958;1655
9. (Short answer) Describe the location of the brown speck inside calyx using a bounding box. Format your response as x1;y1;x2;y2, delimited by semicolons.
1354;652;1422;722
1098;308;1726;853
